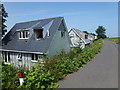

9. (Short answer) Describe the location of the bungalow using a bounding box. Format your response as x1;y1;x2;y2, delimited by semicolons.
88;34;98;41
69;28;91;49
1;17;71;69
88;34;94;41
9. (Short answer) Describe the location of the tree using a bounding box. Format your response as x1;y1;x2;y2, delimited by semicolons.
90;33;96;36
0;4;8;36
83;31;89;34
95;26;107;39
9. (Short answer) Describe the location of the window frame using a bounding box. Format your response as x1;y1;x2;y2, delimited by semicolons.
85;34;88;39
19;30;29;39
34;29;43;40
31;54;38;61
18;53;22;61
4;52;11;64
31;54;39;63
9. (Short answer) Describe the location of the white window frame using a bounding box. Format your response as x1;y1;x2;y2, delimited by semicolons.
31;54;43;62
34;29;43;40
18;53;22;61
31;54;37;60
31;54;38;62
4;52;10;65
19;30;29;39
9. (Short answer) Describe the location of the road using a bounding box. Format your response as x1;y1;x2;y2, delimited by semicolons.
58;39;118;88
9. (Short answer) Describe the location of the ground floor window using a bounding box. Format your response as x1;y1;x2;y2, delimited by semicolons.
31;53;34;60
3;51;10;63
18;53;22;61
8;52;10;61
35;54;38;60
4;52;7;62
31;54;38;60
31;54;43;61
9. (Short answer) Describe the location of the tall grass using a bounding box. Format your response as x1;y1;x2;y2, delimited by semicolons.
108;38;120;45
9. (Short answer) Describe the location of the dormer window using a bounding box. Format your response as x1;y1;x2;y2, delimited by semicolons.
34;29;43;40
85;34;88;39
19;30;29;39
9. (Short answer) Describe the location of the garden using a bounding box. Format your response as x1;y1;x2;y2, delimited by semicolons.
1;39;103;89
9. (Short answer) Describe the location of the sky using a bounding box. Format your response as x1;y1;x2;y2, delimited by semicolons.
2;2;118;37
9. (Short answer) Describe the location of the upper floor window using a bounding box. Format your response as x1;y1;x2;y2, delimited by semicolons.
85;34;88;39
34;29;43;40
19;30;29;39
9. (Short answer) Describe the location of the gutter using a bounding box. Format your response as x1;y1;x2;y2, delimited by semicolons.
0;49;46;54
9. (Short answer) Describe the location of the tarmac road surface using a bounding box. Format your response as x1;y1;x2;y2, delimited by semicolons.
58;39;118;88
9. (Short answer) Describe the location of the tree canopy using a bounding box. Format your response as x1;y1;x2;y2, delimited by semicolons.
0;4;8;36
95;26;107;39
83;31;89;34
90;33;96;36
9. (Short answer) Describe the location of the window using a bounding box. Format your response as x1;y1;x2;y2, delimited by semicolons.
61;31;65;38
34;29;43;40
35;54;38;60
32;53;34;60
18;53;22;61
19;30;29;39
4;52;10;62
4;52;7;62
26;31;28;38
19;31;22;39
8;52;10;61
85;34;88;39
31;54;38;60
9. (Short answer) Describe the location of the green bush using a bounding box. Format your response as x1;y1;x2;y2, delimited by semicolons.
2;62;29;88
2;39;103;89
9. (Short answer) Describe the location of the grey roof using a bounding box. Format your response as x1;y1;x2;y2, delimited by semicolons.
73;28;85;39
70;28;91;44
88;34;94;39
2;17;64;53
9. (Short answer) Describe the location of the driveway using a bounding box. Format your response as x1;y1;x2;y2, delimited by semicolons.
58;39;118;88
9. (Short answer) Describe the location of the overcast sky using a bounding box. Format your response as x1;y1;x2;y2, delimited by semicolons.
3;2;118;37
